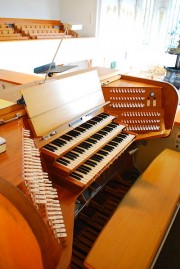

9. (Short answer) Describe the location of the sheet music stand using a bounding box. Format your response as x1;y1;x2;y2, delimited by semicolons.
34;63;77;77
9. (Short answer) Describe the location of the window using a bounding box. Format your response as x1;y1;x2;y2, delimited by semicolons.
97;0;180;79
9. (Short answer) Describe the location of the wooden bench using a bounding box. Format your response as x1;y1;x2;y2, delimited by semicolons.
0;33;21;37
0;29;14;34
35;34;72;39
0;19;77;41
0;24;8;29
0;36;28;41
15;24;55;29
22;28;60;35
22;28;60;32
84;148;180;269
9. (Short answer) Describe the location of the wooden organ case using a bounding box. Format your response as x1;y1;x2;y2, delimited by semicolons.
1;68;178;269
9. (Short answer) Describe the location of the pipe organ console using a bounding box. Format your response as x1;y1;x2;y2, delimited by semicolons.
0;67;179;269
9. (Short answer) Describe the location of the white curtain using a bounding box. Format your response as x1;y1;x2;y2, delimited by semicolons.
97;0;180;77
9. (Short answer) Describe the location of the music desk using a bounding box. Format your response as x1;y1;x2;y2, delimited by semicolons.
85;148;180;269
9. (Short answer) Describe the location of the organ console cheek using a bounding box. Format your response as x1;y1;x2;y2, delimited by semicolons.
0;67;178;269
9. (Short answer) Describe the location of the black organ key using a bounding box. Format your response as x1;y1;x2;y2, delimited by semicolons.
44;144;57;152
109;122;119;126
73;147;85;154
72;171;83;178
102;126;114;132
97;130;108;136
117;133;128;138
112;137;123;143
62;155;74;161
64;153;76;161
85;160;97;167
51;139;66;147
109;141;118;147
98;113;109;119
77;167;88;174
92;116;103;122
81;164;92;172
61;134;73;141
66;151;78;158
68;151;79;158
86;138;97;144
70;172;82;181
75;126;86;133
102;145;114;152
78;141;92;149
96;153;105;160
81;123;93;129
98;149;109;156
91;154;104;162
91;133;103;140
56;158;69;165
67;130;81;137
60;157;71;163
88;119;98;126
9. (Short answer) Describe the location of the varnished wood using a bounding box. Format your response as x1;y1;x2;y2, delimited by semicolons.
0;69;42;85
120;75;178;131
21;70;105;137
0;69;43;124
102;74;178;139
0;117;80;269
0;99;14;108
0;18;62;26
0;176;62;269
0;119;24;186
0;18;78;41
84;148;180;269
0;192;43;269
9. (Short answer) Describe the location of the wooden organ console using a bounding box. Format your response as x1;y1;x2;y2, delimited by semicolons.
0;67;179;269
21;70;137;193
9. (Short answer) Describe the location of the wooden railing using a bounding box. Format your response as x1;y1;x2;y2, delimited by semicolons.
0;18;78;41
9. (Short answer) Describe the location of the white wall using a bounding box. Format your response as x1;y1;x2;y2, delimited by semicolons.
0;0;61;20
0;38;97;74
0;0;99;37
0;0;100;73
59;0;99;37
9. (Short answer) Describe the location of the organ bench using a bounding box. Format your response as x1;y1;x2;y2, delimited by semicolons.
84;148;180;269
